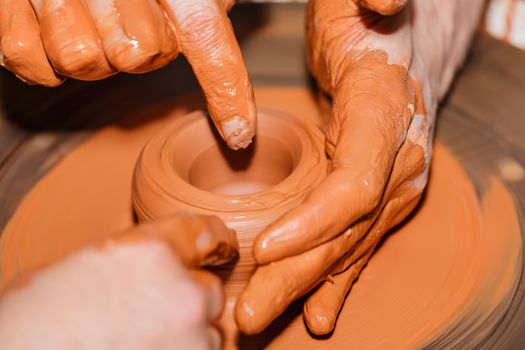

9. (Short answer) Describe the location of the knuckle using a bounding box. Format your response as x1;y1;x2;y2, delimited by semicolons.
178;7;221;44
108;44;162;72
0;38;62;86
1;37;28;61
53;39;104;74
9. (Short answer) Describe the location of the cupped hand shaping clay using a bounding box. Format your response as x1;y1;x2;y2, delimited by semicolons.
235;0;488;336
0;88;521;349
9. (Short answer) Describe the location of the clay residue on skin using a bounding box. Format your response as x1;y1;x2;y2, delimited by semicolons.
237;46;432;334
83;0;180;73
29;0;114;80
0;0;256;150
252;51;416;265
161;0;257;150
0;0;62;86
0;88;521;349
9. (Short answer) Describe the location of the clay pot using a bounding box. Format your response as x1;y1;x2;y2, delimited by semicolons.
132;107;328;294
131;107;327;345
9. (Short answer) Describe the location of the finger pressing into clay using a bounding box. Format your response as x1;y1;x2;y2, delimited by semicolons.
303;247;375;335
160;0;257;150
0;0;62;86
189;269;224;321
253;52;415;264
236;230;364;334
29;0;113;80
84;0;179;73
354;0;408;16
113;214;239;268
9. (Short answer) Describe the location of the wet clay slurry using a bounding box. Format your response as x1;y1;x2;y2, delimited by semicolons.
0;88;521;349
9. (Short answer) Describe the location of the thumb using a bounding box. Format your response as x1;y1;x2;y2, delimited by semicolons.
161;0;256;150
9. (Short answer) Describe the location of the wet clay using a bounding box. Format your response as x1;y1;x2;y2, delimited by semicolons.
131;105;328;343
132;108;327;295
0;88;521;349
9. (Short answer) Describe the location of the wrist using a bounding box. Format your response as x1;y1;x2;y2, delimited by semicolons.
411;0;485;104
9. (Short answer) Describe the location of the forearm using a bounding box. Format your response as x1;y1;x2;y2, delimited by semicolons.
411;0;486;109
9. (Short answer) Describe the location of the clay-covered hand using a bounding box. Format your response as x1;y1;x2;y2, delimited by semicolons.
0;214;238;350
0;0;254;149
236;0;485;335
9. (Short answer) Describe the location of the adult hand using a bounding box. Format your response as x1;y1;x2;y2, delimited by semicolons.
0;214;238;349
0;0;254;149
236;0;485;335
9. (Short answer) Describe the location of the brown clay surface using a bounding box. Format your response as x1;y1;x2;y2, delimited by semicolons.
0;87;522;349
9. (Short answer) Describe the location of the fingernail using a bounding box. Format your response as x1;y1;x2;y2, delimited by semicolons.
220;116;254;150
307;312;334;335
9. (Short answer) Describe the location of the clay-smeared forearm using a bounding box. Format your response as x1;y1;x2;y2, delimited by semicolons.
409;0;486;104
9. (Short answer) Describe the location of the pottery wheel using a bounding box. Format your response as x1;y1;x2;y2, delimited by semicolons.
0;3;524;349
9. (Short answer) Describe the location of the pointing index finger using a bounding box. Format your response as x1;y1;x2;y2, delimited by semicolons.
160;0;257;150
